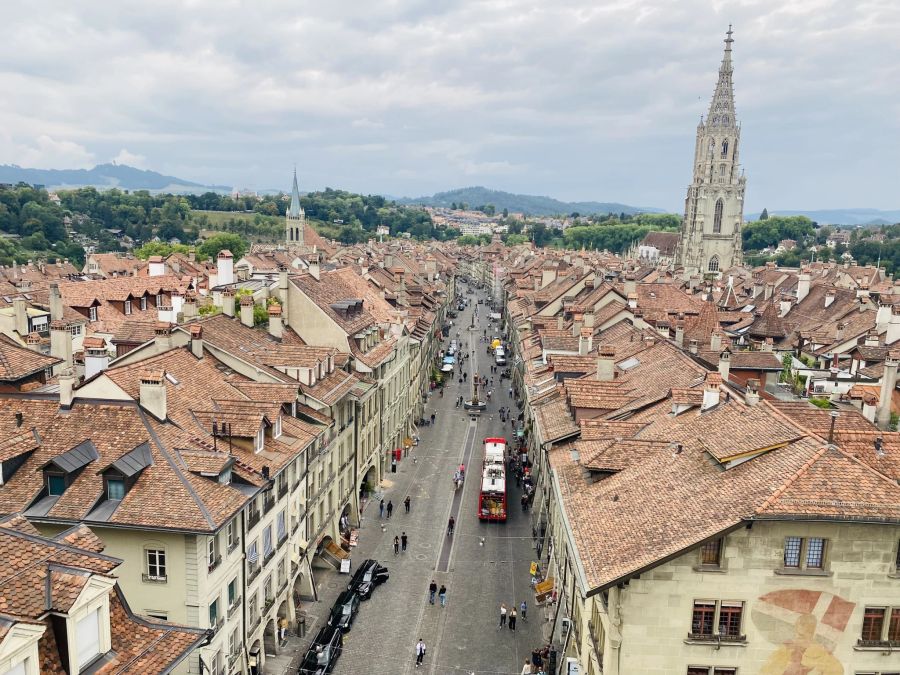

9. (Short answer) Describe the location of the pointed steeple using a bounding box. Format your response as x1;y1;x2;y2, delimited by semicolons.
707;25;736;128
288;167;302;218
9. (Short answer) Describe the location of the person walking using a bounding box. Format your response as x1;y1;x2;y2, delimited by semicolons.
438;584;447;607
393;535;400;555
404;496;411;513
447;516;455;536
391;457;397;473
520;600;527;621
430;412;436;425
521;658;533;675
401;532;408;552
428;580;437;604
498;603;508;628
415;639;426;667
386;500;393;518
379;499;385;518
509;607;517;631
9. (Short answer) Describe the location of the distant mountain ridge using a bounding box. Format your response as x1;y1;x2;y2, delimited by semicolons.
747;208;900;226
0;163;229;193
399;186;663;216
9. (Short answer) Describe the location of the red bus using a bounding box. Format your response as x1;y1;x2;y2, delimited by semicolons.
479;437;507;521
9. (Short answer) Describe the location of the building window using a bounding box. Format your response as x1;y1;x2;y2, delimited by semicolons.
721;139;729;158
140;296;147;311
228;577;238;606
862;607;885;642
227;519;237;552
107;477;125;500
47;473;66;496
209;598;219;629
76;608;101;667
229;628;240;656
708;256;720;273
124;300;132;315
891;608;900;642
691;601;716;637
69;324;82;337
208;534;220;571
145;548;167;581
247;540;259;574
89;306;98;322
713;199;724;233
156;294;163;306
782;536;828;572
718;602;744;637
699;539;723;567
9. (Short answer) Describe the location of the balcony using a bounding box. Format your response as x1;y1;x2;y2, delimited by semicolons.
686;632;746;644
227;538;240;555
228;597;242;619
264;597;276;615
247;565;261;583
208;554;222;574
210;616;225;634
857;639;900;649
142;573;167;584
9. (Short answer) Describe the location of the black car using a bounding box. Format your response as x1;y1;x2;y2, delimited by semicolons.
327;590;361;632
298;625;342;674
347;559;389;599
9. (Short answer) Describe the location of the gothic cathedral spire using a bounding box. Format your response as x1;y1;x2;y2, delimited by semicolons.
676;26;746;277
286;167;305;246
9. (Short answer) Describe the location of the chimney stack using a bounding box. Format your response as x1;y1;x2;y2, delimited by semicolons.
710;330;722;353
578;327;592;356
308;257;320;281
764;282;775;300
865;329;880;347
745;378;760;406
688;339;698;355
268;303;283;340
83;337;109;379
217;250;234;286
862;393;877;423
58;369;76;409
674;319;684;348
596;345;615;381
718;348;731;381
876;301;893;330
762;337;774;352
49;320;73;373
797;270;811;304
824;289;836;308
702;372;722;410
240;295;255;328
278;265;289;307
190;324;203;359
222;289;235;318
877;351;899;429
12;297;28;336
182;294;198;320
49;283;63;321
139;370;167;421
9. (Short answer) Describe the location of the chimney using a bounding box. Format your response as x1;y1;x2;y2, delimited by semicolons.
217;250;234;286
877;301;893;330
83;338;109;379
710;330;722;353
764;282;775;300
49;320;73;372
533;276;541;291
888;306;900;345
572;314;583;337
745;378;760;406
627;293;637;310
240;295;255;328
308;258;320;281
188;247;196;262
752;278;763;299
190;324;203;359
596;345;615;381
702;372;722;410
877;351;899;429
182;294;198;320
674;320;684;347
58;369;76;409
557;315;564;331
862;393;877;423
154;322;172;351
139;370;167;421
268;303;283;340
623;275;637;296
797;270;810;304
540;266;557;289
49;283;63;321
762;337;774;352
578;327;592;356
865;329;880;347
278;265;289;306
688;339;698;355
222;289;235;318
583;312;595;329
824;289;836;308
779;295;794;318
718;348;731;381
13;297;28;336
148;256;165;277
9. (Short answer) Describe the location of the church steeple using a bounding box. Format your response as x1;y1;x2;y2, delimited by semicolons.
286;167;305;246
707;25;736;128
289;167;302;218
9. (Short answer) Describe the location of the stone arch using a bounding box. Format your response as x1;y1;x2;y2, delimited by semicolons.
708;255;720;272
263;617;278;657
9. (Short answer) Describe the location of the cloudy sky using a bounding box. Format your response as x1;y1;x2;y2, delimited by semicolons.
1;0;898;211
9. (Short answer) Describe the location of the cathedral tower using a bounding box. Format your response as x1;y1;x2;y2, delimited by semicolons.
286;168;305;246
676;26;746;277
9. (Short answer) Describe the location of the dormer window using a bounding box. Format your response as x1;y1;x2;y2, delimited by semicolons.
47;472;66;496
156;293;163;306
140;296;147;311
255;426;264;453
274;416;282;439
89;306;98;322
124;300;132;315
76;607;102;667
106;477;125;501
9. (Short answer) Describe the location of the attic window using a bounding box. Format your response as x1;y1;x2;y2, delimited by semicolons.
255;426;264;453
89;306;98;322
165;372;180;386
274;416;283;439
47;472;66;496
619;357;640;371
107;477;125;501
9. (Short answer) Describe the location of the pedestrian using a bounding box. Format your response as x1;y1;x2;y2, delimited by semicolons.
521;658;533;675
531;649;542;673
520;600;527;621
509;607;517;630
498;603;507;628
438;584;447;607
447;516;455;536
430;412;436;425
404;496;411;513
428;580;437;604
509;387;513;398
393;535;400;555
379;499;385;518
401;531;408;552
415;639;426;667
387;500;393;518
391;457;397;473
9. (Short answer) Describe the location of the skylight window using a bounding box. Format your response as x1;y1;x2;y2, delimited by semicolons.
619;357;640;371
165;372;179;386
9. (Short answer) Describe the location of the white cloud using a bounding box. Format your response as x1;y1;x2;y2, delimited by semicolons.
111;148;146;168
0;132;94;169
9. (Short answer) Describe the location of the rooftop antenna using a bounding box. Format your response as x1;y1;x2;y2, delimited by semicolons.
828;411;838;445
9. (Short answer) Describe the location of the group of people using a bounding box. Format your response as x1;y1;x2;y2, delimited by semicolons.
499;601;528;630
522;645;554;674
427;579;448;606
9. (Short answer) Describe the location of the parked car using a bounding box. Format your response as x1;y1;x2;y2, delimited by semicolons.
347;559;389;599
327;590;361;632
298;625;342;674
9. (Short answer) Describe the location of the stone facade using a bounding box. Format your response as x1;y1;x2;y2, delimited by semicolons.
677;27;746;277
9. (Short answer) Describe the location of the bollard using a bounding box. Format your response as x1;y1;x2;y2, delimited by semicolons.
297;612;307;638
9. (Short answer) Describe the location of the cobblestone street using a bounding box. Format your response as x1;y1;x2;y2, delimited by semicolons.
278;292;545;675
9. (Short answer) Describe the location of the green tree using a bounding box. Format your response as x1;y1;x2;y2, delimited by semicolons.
759;208;769;220
198;233;248;261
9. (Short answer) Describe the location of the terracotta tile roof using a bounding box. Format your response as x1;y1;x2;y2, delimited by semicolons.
112;319;161;345
640;231;679;255
0;427;40;462
301;368;359;406
351;336;397;369
565;380;636;411
290;270;375;335
579;419;647;441
697;349;783;371
578;438;670;472
0;334;62;381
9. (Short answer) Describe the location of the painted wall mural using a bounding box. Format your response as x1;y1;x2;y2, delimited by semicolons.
751;589;854;675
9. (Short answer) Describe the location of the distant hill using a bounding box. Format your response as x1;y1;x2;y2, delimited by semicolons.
400;186;662;217
0;163;230;193
747;208;900;226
